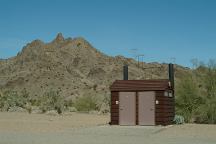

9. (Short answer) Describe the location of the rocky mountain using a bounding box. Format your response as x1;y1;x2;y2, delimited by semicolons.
0;33;190;101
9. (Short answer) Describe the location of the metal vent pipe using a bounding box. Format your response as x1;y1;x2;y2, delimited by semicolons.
168;63;174;89
123;65;128;80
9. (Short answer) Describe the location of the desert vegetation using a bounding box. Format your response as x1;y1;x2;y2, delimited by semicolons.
175;59;216;124
1;59;216;125
0;89;110;114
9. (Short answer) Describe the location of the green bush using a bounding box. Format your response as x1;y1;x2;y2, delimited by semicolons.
74;95;97;112
176;59;216;124
176;76;203;122
194;99;216;124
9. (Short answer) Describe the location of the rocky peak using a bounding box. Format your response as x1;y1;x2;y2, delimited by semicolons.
53;33;65;43
29;39;44;47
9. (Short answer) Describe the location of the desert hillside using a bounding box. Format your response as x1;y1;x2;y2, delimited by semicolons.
0;33;191;113
0;33;190;97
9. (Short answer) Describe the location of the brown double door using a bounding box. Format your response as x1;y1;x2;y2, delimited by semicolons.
119;91;155;126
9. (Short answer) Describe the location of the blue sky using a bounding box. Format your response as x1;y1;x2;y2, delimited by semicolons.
0;0;216;67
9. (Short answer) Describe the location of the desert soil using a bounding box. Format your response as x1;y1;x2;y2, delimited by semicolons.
0;112;216;144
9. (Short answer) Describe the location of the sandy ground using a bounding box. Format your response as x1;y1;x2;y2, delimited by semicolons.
0;112;109;133
0;112;216;144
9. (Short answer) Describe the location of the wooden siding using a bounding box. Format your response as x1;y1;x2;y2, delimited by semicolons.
155;91;175;125
136;92;138;125
110;92;119;125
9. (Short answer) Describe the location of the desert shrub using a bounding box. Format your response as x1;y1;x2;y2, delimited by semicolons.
173;115;185;124
19;89;32;113
28;97;38;106
103;92;111;107
67;107;77;112
191;60;216;124
74;95;97;112
176;59;216;124
194;89;216;124
63;98;73;108
0;90;28;111
38;90;64;114
202;61;216;124
96;92;110;113
176;76;204;122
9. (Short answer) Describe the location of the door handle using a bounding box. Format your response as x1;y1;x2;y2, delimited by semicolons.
150;108;154;111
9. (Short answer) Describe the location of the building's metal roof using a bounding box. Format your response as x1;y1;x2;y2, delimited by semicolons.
110;79;171;91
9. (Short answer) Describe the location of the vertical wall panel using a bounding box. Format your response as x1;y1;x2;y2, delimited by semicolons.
111;92;119;125
138;91;155;125
155;91;175;125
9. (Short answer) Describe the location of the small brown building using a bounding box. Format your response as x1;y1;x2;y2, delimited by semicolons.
110;64;175;126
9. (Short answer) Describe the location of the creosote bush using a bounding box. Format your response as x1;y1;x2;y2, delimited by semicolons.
0;89;65;114
38;90;64;114
0;88;110;114
73;91;110;113
0;90;28;111
74;95;97;112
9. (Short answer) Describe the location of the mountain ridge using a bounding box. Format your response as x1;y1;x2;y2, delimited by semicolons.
0;33;190;101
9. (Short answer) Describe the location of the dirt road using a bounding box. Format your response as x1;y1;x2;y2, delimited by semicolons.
0;112;216;144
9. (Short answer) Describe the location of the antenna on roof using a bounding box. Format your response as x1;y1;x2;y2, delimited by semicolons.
129;48;138;59
170;57;176;64
136;54;144;69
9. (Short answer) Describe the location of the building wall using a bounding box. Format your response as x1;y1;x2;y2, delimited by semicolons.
111;91;119;125
155;91;175;125
110;90;175;125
